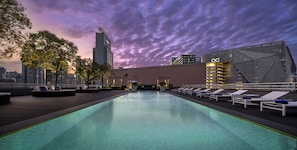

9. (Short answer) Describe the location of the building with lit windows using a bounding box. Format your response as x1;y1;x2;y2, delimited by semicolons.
202;41;296;84
205;62;230;89
170;55;197;65
109;41;296;88
93;28;113;68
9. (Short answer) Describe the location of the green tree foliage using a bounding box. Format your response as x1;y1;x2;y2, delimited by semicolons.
75;57;103;88
0;0;31;59
51;38;78;87
90;62;103;84
75;57;92;85
21;30;78;87
21;31;58;70
75;56;87;84
100;63;114;87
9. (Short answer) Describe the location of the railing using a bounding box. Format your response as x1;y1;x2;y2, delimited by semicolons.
183;82;297;91
0;83;77;89
1;82;297;91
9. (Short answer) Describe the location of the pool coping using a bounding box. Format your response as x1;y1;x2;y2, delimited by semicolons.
0;92;127;137
168;91;297;138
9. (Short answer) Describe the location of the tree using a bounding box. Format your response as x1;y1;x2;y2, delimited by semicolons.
75;56;87;85
81;58;93;87
21;30;78;88
21;31;57;69
90;62;103;84
21;31;58;84
100;63;114;87
75;57;103;88
0;0;31;59
51;38;78;87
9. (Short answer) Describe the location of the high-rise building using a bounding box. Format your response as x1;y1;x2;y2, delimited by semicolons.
93;28;113;68
170;55;197;65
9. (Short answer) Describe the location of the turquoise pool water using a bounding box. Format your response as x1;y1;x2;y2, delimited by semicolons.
0;92;296;150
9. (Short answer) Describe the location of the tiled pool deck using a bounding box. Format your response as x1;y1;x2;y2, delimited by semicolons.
0;90;296;138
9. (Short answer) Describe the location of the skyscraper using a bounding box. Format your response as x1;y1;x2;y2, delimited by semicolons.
93;28;113;68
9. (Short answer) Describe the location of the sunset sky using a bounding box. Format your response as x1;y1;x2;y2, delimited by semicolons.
2;0;297;72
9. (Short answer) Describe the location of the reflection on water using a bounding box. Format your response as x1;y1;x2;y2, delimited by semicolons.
41;101;114;149
0;91;296;150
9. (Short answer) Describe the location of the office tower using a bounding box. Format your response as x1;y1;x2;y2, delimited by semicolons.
93;28;113;68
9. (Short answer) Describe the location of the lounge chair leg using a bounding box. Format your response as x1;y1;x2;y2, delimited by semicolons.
282;105;286;116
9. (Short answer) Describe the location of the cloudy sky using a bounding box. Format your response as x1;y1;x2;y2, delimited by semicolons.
3;0;297;72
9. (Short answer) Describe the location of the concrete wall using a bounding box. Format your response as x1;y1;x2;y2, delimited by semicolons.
111;64;206;87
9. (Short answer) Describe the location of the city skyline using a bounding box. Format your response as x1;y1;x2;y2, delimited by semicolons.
2;0;297;72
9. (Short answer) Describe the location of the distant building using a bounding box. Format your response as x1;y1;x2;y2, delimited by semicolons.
59;73;76;85
109;41;296;88
202;41;296;83
111;64;206;88
22;64;44;84
0;67;6;79
6;71;22;83
93;28;113;68
170;55;197;65
22;64;76;85
170;57;178;65
196;57;201;63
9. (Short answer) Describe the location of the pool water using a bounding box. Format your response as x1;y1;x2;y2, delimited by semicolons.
0;92;296;150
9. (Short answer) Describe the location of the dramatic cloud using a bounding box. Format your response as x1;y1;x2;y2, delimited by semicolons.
18;0;297;69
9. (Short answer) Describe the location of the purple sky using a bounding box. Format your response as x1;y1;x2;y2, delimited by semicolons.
5;0;297;72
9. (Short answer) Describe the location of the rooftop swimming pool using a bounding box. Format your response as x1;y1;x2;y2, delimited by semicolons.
0;92;296;150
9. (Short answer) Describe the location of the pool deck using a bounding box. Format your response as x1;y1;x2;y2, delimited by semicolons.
0;90;296;138
0;90;127;136
169;91;297;138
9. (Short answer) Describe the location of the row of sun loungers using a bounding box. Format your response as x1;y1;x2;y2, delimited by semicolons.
173;87;296;116
209;90;248;101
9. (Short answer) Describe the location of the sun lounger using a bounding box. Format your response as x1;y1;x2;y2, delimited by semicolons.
198;89;224;98
232;91;289;108
210;90;248;101
260;101;297;116
183;87;194;94
195;89;211;97
181;87;191;93
187;88;201;95
177;87;187;93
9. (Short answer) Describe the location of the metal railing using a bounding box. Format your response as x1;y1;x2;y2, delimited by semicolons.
183;82;297;91
0;83;77;89
1;82;297;92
